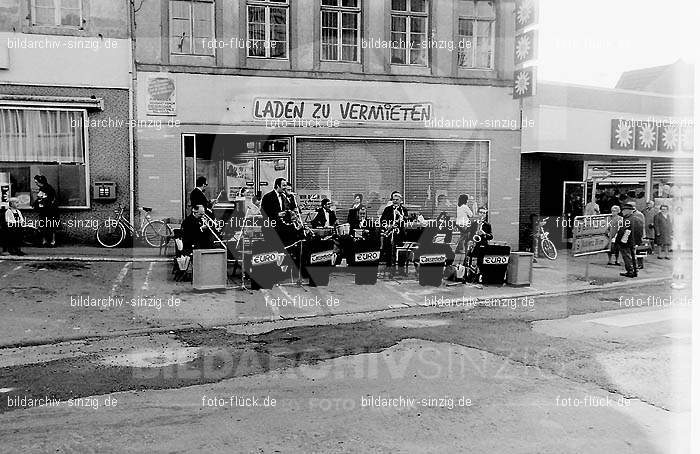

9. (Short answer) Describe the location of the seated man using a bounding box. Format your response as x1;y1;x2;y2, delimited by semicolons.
181;205;214;255
3;198;26;256
310;198;337;228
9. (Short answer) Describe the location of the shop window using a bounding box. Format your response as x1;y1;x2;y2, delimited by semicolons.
405;141;489;219
321;0;360;62
31;0;83;27
170;0;215;56
0;108;88;208
390;0;429;66
457;0;495;69
247;0;289;59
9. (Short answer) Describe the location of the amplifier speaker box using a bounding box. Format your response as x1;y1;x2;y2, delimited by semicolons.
193;249;227;290
350;238;380;285
506;252;533;286
479;244;511;285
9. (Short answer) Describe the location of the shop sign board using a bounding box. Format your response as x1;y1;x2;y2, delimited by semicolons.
252;98;432;124
146;75;176;116
572;214;612;256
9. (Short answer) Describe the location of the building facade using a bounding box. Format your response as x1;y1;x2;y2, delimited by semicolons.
134;0;523;248
519;82;694;250
0;0;132;242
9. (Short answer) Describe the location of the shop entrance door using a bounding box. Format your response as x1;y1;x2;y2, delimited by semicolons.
562;181;585;246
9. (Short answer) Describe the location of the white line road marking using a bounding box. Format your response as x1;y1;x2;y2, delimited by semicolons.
1;265;22;279
141;262;155;292
260;289;279;319
110;263;132;296
588;309;688;328
388;303;409;309
662;332;691;340
0;387;15;393
382;282;414;306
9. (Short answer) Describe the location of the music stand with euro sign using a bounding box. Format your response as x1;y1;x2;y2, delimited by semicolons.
415;237;451;287
478;244;511;285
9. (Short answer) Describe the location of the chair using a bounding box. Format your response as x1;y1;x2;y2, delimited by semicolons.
159;221;180;256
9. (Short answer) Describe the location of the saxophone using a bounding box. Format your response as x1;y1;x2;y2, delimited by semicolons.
382;208;404;238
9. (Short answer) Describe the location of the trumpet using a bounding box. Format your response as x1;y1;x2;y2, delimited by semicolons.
473;226;485;243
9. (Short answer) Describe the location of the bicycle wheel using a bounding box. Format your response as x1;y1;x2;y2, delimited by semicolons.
96;222;126;248
541;238;558;260
143;220;172;248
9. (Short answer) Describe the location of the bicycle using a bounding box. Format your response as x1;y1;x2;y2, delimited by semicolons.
96;205;172;248
533;217;557;260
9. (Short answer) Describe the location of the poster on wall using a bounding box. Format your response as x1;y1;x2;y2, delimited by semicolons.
296;189;332;221
225;160;255;201
146;76;176;116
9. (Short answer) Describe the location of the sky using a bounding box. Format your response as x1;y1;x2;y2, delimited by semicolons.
536;0;697;88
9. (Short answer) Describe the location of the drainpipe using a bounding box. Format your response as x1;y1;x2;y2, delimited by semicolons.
127;0;137;227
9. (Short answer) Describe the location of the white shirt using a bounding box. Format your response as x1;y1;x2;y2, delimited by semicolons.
456;205;473;227
5;208;24;227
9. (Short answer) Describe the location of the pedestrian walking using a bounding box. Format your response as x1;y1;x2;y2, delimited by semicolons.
616;203;644;278
653;204;672;260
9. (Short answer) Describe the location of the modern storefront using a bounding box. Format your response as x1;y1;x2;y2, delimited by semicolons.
519;82;694;250
136;72;522;248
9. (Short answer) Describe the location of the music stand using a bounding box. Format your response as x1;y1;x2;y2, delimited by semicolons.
279;236;307;289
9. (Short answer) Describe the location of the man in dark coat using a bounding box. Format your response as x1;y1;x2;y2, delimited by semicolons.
311;198;337;228
260;177;291;248
653;204;673;259
181;205;213;254
616;203;644;277
190;176;213;211
380;191;409;270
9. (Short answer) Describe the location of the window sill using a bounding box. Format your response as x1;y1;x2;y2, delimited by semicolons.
319;61;362;72
390;65;431;76
24;25;89;37
457;68;497;79
170;54;216;66
245;58;291;70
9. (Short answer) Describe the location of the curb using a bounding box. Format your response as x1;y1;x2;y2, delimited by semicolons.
0;276;672;349
0;255;170;263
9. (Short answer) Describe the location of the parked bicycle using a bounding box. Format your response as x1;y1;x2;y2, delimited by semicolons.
96;205;172;248
534;217;557;260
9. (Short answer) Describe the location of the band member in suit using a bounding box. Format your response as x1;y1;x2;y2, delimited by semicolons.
464;207;493;282
260;177;290;247
380;191;409;271
190;176;215;211
311;198;337;228
347;193;365;228
181;205;214;255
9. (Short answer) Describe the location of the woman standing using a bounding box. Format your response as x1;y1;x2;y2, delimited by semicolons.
32;175;59;247
455;194;474;253
653;205;672;260
606;205;621;266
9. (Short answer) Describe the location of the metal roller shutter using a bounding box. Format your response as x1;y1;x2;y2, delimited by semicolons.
296;139;403;220
652;160;694;185
585;161;649;180
405;140;489;219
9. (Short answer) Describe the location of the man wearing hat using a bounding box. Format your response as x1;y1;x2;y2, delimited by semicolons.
616;203;645;277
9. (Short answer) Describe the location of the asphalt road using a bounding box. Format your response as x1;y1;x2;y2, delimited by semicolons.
0;281;691;453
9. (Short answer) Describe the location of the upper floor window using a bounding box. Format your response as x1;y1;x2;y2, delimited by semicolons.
321;0;361;62
457;0;495;69
170;0;214;56
31;0;82;28
390;0;429;66
247;0;289;59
